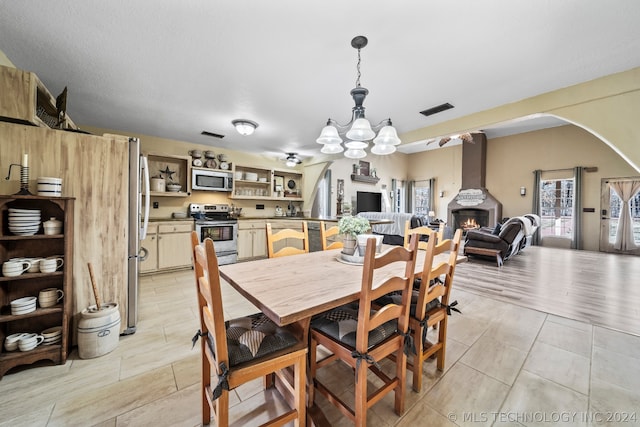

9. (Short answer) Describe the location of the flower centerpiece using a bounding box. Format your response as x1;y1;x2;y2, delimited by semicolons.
338;216;371;255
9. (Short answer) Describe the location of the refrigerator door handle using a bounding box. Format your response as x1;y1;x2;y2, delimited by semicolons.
140;155;150;240
138;246;149;261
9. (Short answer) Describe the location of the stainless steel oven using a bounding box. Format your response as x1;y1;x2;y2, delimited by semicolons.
190;204;238;265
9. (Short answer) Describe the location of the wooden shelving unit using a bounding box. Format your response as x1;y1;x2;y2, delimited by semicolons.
0;195;74;379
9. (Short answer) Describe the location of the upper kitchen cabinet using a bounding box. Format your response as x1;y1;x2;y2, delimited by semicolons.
232;165;303;201
273;168;303;201
232;165;273;199
144;153;191;197
0;64;77;130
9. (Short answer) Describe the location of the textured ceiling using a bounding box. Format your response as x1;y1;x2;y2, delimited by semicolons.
1;1;639;162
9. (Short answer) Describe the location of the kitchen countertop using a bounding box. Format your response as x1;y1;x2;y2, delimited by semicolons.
148;216;393;225
238;216;393;225
149;217;193;222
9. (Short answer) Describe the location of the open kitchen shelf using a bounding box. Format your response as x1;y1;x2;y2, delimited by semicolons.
0;195;74;379
144;153;191;197
232;165;303;201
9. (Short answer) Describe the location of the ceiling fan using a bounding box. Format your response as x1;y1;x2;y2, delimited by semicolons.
437;132;475;147
283;152;302;167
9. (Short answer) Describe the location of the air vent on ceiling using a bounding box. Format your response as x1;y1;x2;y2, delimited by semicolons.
201;131;225;139
420;102;454;117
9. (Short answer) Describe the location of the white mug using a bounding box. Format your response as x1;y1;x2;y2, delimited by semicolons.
4;333;28;351
40;258;64;273
18;333;44;351
2;260;32;277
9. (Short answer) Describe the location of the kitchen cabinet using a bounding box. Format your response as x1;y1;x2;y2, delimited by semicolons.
144;153;191;198
139;224;158;273
237;220;267;260
232;165;304;202
0;64;77;130
157;222;193;271
0;195;74;379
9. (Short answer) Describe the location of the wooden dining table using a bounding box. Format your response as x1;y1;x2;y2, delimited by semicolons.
219;246;466;426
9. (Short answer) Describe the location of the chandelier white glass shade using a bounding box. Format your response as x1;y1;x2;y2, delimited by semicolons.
316;36;400;159
231;119;258;136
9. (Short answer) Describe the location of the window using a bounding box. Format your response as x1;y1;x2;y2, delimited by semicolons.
413;180;433;215
608;185;640;244
540;178;574;239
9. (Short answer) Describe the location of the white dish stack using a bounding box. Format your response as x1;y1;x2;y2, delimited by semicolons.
10;296;37;315
42;326;62;345
8;208;41;236
37;177;62;197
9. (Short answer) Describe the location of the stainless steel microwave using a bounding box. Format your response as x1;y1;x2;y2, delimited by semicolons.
191;168;233;192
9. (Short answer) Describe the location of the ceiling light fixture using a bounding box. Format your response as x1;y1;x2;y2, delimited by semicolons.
284;152;302;168
231;119;258;136
316;36;400;159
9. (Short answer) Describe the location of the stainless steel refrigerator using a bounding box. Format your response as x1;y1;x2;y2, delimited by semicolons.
124;137;149;335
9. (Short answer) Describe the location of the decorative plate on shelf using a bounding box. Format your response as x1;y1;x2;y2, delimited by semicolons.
219;161;229;170
204;159;217;169
192;159;203;167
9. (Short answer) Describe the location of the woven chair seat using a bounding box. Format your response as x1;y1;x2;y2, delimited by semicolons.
311;304;398;350
208;313;299;367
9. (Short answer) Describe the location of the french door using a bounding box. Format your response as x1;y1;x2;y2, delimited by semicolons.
539;176;575;249
599;177;640;255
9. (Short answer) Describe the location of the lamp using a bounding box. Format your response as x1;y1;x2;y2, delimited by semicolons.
232;119;258;136
316;36;400;159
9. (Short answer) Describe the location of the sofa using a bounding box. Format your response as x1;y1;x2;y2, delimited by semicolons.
357;212;450;245
463;215;537;266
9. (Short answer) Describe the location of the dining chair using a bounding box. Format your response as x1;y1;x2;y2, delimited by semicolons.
190;232;307;426
266;221;309;258
403;219;444;249
309;236;419;426
319;220;343;250
406;227;462;392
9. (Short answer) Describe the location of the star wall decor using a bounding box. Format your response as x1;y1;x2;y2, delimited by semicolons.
160;166;176;181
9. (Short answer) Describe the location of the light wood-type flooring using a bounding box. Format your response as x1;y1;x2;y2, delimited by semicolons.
1;246;639;426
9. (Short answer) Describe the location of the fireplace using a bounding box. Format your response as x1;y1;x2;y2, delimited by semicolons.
452;209;489;232
447;133;502;230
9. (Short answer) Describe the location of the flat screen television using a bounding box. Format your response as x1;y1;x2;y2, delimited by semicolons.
356;191;382;213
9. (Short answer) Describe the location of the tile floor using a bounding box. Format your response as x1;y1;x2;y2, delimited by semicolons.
1;269;639;426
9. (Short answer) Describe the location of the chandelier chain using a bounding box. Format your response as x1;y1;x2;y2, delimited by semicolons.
355;47;362;88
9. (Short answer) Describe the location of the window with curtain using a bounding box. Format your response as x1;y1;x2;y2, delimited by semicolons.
391;179;406;213
412;180;433;215
609;180;640;248
540;177;574;239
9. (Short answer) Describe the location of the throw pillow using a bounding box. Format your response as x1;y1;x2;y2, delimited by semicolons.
492;223;502;235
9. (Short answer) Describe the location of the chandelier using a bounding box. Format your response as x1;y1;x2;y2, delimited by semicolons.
316;36;400;159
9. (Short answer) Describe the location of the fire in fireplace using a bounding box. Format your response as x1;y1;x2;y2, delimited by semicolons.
451;208;489;232
462;218;480;230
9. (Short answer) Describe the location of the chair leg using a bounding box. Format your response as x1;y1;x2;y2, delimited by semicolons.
437;318;447;371
295;354;306;427
264;372;274;389
412;326;424;393
308;336;317;407
354;361;368;427
216;391;230;427
395;347;407;416
202;353;211;425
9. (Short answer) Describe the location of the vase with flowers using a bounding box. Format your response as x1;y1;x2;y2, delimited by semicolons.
338;216;371;255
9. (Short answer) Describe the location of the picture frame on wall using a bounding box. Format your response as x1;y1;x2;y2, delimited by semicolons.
358;160;370;176
274;175;284;191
